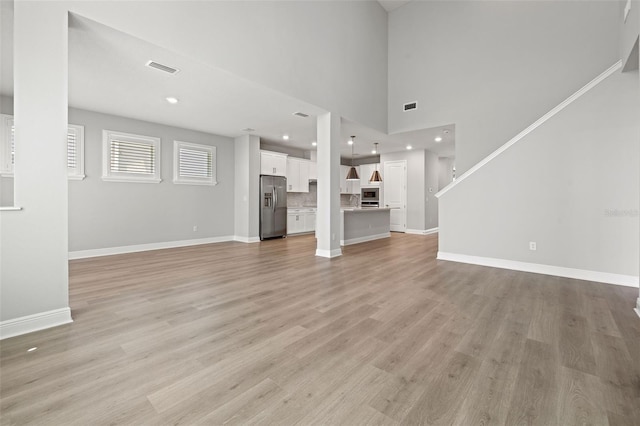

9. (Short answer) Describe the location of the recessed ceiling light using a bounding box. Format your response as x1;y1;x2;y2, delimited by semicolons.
406;145;412;150
443;129;450;134
312;141;317;146
165;97;179;104
27;347;38;352
283;135;289;140
435;136;443;142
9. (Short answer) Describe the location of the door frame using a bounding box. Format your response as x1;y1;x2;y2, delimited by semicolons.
383;159;407;232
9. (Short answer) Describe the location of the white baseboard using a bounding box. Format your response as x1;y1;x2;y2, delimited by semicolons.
315;248;343;258
636;298;640;318
233;236;260;243
437;252;639;288
406;227;439;235
0;308;73;340
69;236;236;259
341;232;391;246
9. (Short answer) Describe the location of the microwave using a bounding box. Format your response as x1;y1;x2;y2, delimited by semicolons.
361;188;379;202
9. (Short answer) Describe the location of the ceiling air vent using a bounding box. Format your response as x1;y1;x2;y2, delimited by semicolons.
403;101;417;111
293;112;309;118
145;60;180;75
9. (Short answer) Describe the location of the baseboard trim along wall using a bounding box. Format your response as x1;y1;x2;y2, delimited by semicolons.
341;232;391;246
69;236;236;259
635;298;640;318
406;228;439;235
233;236;260;243
437;251;639;288
316;248;343;258
0;308;73;340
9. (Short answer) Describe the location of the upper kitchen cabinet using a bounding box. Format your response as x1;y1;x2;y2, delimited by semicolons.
359;163;381;188
286;157;310;193
308;161;317;181
340;165;360;194
260;150;288;177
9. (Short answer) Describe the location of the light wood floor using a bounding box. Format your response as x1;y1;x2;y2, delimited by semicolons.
1;233;639;425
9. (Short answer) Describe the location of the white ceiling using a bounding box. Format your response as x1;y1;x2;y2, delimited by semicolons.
1;6;454;160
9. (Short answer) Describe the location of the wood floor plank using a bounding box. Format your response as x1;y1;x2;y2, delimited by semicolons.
1;233;638;425
504;339;559;426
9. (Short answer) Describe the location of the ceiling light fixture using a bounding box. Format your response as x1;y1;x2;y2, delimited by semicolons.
165;97;179;104
283;135;289;140
435;136;442;142
346;136;360;181
370;143;382;183
347;136;354;145
406;145;412;150
312;141;317;146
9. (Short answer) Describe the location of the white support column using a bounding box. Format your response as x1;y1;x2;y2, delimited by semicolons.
316;112;342;258
0;2;72;338
233;134;260;243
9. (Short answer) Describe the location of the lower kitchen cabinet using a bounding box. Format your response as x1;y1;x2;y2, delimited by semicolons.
287;209;316;235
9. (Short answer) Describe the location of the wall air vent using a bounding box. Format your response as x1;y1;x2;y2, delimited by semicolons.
145;60;180;75
293;112;309;118
403;102;418;111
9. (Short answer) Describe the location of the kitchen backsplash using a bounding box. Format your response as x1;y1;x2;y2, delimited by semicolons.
287;182;318;207
286;182;360;207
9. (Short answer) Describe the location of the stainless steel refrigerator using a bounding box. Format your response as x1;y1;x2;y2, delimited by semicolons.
260;175;287;240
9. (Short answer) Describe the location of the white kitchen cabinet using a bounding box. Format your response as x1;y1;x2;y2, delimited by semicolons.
260;151;288;177
286;158;310;193
341;165;360;194
287;212;305;234
287;209;315;234
308;161;317;180
359;163;381;188
304;212;316;232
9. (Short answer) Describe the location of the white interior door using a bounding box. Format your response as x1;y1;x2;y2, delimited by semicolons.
383;160;406;232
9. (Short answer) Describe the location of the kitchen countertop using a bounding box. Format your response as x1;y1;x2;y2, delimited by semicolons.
341;207;392;212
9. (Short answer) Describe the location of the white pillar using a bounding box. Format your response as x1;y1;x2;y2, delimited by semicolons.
316;112;342;258
233;134;260;243
0;2;71;337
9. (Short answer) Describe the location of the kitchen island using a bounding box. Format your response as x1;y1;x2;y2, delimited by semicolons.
340;207;392;246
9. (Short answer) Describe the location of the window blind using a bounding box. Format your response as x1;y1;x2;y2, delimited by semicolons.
67;128;77;170
110;139;155;175
178;146;212;178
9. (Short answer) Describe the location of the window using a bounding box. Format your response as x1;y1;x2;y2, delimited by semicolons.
67;124;85;180
0;114;14;176
0;114;85;179
173;140;217;186
102;130;161;183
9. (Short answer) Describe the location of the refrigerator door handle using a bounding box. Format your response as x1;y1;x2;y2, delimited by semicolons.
273;188;277;211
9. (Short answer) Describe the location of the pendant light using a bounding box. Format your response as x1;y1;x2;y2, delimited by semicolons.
346;136;360;180
369;143;383;183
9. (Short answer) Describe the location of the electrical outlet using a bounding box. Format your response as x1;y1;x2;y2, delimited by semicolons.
529;241;537;251
193;225;198;232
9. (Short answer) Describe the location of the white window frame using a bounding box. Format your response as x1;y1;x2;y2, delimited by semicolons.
173;140;217;186
67;124;85;180
0;114;85;180
102;130;161;184
0;114;14;177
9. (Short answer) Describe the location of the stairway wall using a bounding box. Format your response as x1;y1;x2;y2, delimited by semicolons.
438;69;639;279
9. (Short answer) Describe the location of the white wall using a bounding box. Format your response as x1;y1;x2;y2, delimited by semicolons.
1;3;70;325
67;108;235;252
439;69;639;280
389;1;622;174
424;150;439;230
621;0;639;71
438;157;455;191
63;1;389;133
